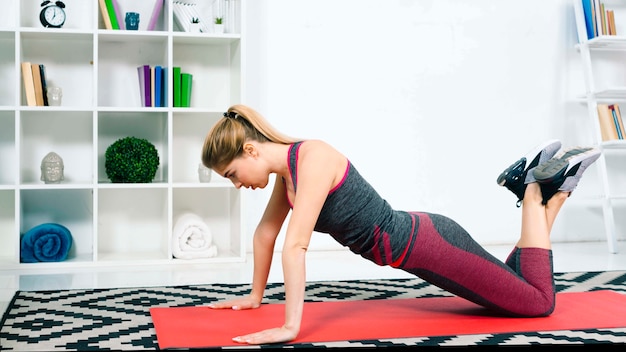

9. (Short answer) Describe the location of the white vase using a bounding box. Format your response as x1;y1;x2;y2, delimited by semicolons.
188;23;201;33
213;24;224;34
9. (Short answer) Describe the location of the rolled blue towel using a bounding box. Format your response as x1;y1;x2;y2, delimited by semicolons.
20;223;73;263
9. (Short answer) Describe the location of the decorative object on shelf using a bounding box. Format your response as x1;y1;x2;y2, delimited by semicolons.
125;12;140;30
39;0;66;28
173;1;211;33
198;163;212;182
189;17;201;32
40;151;64;184
213;17;224;34
105;136;160;183
20;223;73;263
172;212;218;259
46;86;62;106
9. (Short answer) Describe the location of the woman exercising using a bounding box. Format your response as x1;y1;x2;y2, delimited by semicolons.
202;104;601;345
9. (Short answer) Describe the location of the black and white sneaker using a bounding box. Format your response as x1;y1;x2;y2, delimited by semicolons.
532;146;601;205
497;139;561;207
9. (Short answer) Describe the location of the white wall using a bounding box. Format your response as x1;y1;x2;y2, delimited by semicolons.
240;0;623;254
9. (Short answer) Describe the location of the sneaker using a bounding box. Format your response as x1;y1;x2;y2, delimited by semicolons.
533;146;601;205
497;139;561;207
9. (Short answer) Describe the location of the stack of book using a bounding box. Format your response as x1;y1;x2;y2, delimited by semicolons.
136;65;192;108
581;0;618;39
173;67;193;108
137;65;167;108
597;103;626;141
21;62;49;107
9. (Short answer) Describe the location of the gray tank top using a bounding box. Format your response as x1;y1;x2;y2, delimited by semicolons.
286;141;414;264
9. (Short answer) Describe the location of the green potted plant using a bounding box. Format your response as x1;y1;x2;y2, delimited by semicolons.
189;17;201;32
105;136;160;183
213;17;224;34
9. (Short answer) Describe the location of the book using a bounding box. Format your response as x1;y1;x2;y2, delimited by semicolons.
162;67;168;107
582;0;595;39
148;0;164;31
112;0;124;30
181;73;192;107
144;65;152;107
597;104;619;141
154;66;163;107
21;62;36;106
607;10;616;35
39;64;49;106
609;104;625;139
173;66;182;107
150;66;155;108
31;63;44;106
137;65;152;107
137;66;146;106
104;0;120;30
98;0;112;30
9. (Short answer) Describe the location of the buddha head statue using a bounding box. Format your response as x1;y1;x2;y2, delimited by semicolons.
40;151;64;184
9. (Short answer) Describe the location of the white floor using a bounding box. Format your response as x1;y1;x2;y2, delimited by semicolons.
2;241;626;316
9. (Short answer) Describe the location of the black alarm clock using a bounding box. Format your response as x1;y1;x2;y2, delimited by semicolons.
40;1;66;28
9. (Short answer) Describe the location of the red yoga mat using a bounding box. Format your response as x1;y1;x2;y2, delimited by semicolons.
150;290;626;348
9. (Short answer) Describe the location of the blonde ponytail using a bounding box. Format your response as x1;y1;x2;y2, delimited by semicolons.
201;104;298;169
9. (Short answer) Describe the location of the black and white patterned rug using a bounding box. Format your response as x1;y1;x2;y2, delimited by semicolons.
1;271;626;350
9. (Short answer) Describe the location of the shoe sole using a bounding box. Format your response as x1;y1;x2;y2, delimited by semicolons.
497;139;561;186
533;147;600;183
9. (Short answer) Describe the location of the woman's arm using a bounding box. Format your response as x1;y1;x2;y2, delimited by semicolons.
249;174;291;304
210;174;290;310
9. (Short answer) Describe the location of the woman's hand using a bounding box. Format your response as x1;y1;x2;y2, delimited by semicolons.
208;296;261;310
232;326;298;345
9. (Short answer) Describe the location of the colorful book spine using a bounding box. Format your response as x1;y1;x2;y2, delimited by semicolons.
99;0;112;30
155;66;163;107
39;64;49;106
609;105;625;139
112;0;124;30
104;0;120;30
582;0;595;39
21;62;36;107
181;73;193;107
31;63;44;106
173;67;182;107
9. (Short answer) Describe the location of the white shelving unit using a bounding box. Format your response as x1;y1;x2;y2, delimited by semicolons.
573;0;626;254
0;0;246;269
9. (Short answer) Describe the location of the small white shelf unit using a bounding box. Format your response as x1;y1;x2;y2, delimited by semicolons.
573;0;626;254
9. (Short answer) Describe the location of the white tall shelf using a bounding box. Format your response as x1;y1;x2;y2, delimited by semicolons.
573;0;626;254
0;0;246;269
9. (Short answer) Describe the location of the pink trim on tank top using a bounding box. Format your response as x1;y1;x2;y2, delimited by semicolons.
284;142;350;208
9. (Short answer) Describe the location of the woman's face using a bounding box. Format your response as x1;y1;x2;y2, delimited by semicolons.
216;152;269;190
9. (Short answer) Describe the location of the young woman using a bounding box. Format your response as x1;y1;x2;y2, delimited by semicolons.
202;104;601;345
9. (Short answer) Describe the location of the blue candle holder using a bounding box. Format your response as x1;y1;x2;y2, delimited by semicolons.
125;12;140;30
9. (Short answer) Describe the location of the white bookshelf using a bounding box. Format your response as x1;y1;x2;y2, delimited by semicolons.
0;0;246;269
573;0;626;254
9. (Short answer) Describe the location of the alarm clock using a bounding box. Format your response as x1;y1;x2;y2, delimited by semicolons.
40;1;66;28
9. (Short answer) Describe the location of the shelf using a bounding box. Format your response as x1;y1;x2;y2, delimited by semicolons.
577;36;626;50
600;140;626;149
2;0;246;268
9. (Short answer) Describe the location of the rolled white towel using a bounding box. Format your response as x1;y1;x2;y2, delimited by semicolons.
172;212;218;259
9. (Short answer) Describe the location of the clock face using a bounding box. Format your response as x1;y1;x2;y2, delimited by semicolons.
42;6;66;27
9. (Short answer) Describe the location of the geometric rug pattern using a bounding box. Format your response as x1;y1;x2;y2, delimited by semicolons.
1;271;626;350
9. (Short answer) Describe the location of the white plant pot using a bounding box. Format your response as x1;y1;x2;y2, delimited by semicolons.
213;24;224;34
189;23;201;33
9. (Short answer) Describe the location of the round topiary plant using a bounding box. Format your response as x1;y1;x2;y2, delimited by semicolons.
105;136;160;183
